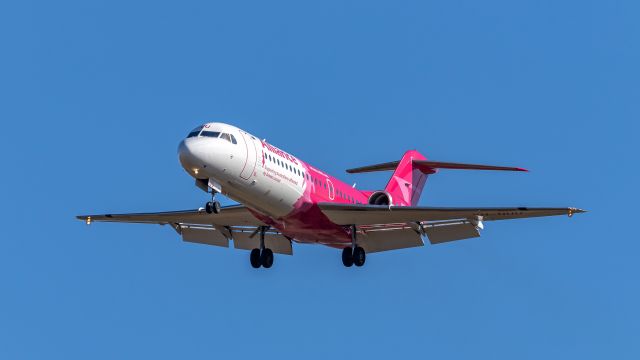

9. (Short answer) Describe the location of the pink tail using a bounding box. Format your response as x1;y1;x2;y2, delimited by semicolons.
346;151;527;206
384;150;429;206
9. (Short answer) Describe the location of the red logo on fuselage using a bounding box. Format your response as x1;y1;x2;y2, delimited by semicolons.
261;141;299;165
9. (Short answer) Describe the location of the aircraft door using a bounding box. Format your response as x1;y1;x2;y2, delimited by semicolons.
327;178;335;200
239;132;257;180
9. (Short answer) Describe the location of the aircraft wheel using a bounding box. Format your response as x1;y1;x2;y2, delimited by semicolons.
342;247;354;267
250;248;261;268
353;246;366;267
261;248;274;268
205;201;221;214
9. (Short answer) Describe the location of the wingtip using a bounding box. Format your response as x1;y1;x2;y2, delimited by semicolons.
76;215;92;225
568;208;587;217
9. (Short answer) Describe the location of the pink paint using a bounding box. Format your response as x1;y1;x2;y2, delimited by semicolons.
250;151;431;246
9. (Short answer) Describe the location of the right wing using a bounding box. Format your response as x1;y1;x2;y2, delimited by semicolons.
76;205;293;255
77;205;264;226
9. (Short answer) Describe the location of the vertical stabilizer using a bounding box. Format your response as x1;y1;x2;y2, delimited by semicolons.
384;150;429;206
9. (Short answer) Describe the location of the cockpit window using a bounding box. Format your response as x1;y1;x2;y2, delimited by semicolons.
201;131;221;138
219;133;238;144
187;126;203;138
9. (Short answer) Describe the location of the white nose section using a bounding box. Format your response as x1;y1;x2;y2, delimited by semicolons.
178;139;208;176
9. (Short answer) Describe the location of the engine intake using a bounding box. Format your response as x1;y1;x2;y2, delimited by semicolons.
368;191;392;206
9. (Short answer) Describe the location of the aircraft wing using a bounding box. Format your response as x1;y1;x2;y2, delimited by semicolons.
76;205;293;255
318;203;585;251
317;203;585;224
77;205;264;226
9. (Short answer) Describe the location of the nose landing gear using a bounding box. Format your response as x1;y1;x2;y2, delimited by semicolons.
205;201;221;214
204;191;221;214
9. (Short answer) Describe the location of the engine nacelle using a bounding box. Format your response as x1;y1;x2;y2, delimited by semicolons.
368;191;393;206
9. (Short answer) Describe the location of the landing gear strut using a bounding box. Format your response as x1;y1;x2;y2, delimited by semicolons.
205;191;221;214
250;226;274;269
342;225;366;267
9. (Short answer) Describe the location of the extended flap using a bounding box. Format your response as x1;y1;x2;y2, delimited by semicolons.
182;227;229;247
360;228;424;253
425;223;480;244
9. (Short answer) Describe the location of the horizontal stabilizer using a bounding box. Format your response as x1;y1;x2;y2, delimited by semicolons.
346;161;399;173
414;160;527;172
346;159;527;174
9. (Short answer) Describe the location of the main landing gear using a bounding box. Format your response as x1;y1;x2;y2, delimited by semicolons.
342;225;366;267
342;246;366;267
250;226;274;269
204;191;221;214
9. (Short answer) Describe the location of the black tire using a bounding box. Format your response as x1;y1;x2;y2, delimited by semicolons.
342;247;354;267
205;201;214;214
250;248;261;268
261;248;274;268
212;201;221;214
353;246;366;267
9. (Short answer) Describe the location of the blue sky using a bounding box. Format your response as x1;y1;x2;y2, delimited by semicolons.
1;0;638;358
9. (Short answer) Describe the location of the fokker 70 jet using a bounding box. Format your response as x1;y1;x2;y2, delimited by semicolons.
78;122;584;269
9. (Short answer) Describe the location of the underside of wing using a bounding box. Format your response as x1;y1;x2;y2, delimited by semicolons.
77;206;293;255
318;203;585;247
318;203;585;225
77;204;265;226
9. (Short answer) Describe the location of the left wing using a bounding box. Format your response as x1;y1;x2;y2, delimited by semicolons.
76;205;293;255
317;203;585;225
318;203;585;250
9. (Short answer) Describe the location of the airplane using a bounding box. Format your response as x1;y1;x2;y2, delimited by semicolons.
77;122;585;269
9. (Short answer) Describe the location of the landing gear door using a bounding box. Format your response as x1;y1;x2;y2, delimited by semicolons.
238;131;257;180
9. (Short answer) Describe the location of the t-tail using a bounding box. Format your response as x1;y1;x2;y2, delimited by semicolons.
346;150;528;207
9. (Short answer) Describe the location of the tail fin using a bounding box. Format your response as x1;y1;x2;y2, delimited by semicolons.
347;150;527;206
384;150;429;206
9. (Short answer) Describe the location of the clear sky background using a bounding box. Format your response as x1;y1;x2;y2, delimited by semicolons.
1;0;638;358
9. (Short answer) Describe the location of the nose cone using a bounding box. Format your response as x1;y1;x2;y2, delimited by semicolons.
178;139;208;177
